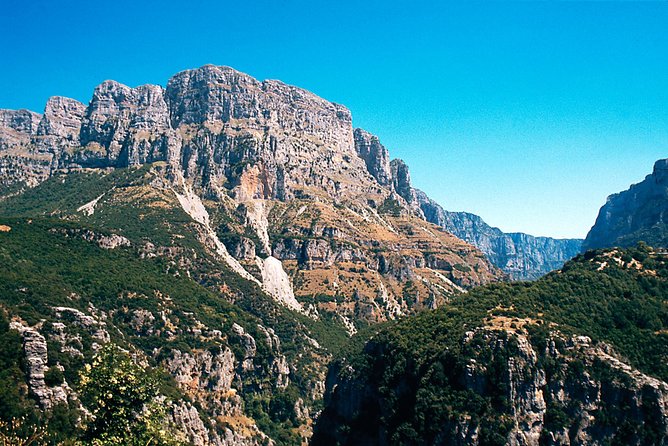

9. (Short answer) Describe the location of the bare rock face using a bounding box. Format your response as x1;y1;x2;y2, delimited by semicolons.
353;128;392;186
38;97;86;142
0;65;401;202
9;321;71;410
257;324;290;389
0;109;41;147
165;65;374;201
53;306;110;346
35;96;86;169
78;81;173;167
0;109;50;189
583;158;668;251
455;329;668;446
227;236;257;260
171;401;271;446
164;347;236;394
389;158;426;218
170;402;213;446
231;323;257;372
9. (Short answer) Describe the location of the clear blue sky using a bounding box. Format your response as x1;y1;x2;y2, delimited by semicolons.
2;0;667;239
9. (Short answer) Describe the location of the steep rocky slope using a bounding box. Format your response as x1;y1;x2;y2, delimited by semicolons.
0;65;502;444
583;158;668;251
0;65;502;324
314;246;668;445
0;218;327;444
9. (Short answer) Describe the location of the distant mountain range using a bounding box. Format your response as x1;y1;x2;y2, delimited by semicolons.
415;190;583;280
347;131;584;280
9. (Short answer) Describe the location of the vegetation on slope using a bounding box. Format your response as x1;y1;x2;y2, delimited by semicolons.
0;216;348;444
314;244;668;445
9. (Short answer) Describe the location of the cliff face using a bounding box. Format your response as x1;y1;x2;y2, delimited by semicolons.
415;189;583;280
316;329;668;446
583;159;668;251
0;65;502;320
0;65;371;200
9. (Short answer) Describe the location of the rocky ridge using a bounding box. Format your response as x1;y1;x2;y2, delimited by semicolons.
583;158;668;251
0;64;502;322
414;189;583;280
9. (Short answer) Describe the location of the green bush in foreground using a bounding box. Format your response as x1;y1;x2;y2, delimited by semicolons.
78;344;183;446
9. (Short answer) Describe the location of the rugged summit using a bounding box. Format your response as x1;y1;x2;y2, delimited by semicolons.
0;65;375;200
0;64;582;282
0;65;502;444
583;158;668;251
0;65;501;311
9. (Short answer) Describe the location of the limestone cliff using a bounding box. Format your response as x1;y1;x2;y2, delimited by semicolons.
313;246;668;445
583;158;668;251
0;65;502;323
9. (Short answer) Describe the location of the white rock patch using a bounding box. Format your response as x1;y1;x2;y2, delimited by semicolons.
77;192;106;216
174;187;261;285
244;200;271;253
174;185;210;226
428;268;465;293
256;256;303;312
174;184;305;313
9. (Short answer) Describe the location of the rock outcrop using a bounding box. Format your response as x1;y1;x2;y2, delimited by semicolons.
583;158;668;251
353;128;392;186
315;327;668;446
9;321;71;410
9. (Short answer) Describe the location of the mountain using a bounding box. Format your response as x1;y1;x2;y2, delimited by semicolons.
414;187;581;281
0;65;502;444
0;65;582;283
313;245;668;445
0;65;502;317
583;159;668;251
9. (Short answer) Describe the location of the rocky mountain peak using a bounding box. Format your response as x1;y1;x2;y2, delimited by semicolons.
0;65;403;203
36;97;86;150
0;64;504;321
653;158;668;183
0;109;41;135
583;158;668;251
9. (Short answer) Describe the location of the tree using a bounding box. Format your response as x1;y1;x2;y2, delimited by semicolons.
78;344;182;446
